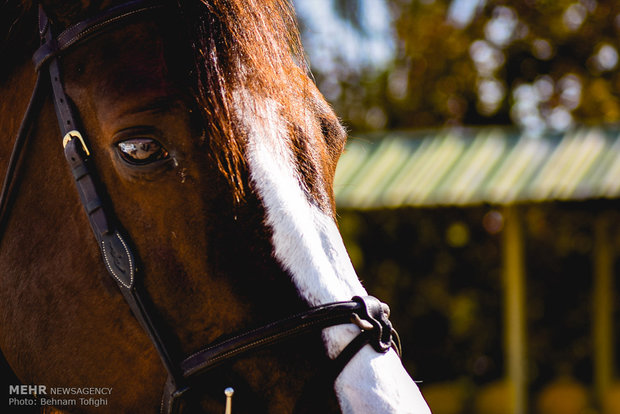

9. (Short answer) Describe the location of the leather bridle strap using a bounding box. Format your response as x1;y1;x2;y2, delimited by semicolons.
181;296;399;378
33;0;165;70
161;295;401;413
0;72;45;241
34;0;186;390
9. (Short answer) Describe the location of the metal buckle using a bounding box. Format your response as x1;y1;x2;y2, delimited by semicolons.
62;130;90;156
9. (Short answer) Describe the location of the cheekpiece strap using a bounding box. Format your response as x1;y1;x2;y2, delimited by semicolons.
32;0;182;389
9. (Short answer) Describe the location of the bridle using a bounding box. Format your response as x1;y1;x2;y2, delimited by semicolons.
0;1;402;412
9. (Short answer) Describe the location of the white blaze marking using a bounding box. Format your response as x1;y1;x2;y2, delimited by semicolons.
239;95;430;413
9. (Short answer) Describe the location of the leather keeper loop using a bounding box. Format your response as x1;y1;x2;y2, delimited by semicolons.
33;39;59;71
70;163;89;180
352;296;393;353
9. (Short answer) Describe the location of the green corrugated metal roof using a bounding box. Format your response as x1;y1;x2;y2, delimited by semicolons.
334;127;620;208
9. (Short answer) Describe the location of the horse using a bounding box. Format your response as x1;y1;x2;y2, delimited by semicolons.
0;0;431;412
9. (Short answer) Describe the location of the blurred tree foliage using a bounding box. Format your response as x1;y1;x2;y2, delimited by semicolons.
307;0;620;135
296;1;620;409
337;207;505;386
337;204;620;410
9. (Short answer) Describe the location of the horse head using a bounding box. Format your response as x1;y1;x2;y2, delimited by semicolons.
0;0;431;412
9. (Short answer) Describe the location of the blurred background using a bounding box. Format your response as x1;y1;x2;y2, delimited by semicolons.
292;1;620;413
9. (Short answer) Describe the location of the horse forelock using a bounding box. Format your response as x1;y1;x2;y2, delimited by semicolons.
182;0;314;203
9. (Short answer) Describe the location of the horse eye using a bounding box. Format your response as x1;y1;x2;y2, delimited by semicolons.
116;138;169;165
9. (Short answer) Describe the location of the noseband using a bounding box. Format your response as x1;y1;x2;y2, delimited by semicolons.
0;1;402;412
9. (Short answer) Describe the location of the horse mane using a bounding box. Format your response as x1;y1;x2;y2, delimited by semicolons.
1;0;314;203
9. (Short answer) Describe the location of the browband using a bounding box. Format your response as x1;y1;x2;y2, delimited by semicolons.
33;0;165;70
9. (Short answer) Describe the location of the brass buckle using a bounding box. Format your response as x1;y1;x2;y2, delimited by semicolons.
62;130;90;156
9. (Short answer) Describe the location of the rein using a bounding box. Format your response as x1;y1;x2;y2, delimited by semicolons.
1;1;402;412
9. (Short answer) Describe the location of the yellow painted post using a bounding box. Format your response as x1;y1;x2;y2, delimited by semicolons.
593;213;614;408
502;205;527;414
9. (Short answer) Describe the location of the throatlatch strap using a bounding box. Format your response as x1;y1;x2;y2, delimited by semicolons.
0;73;46;243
